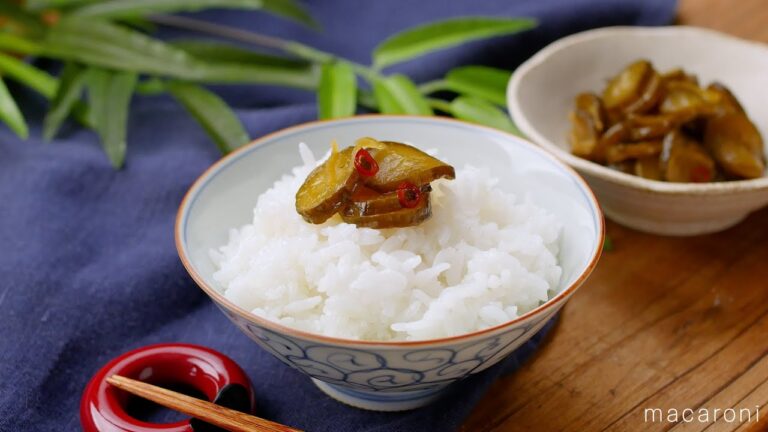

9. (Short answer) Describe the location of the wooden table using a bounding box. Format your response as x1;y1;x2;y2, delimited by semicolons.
463;2;768;430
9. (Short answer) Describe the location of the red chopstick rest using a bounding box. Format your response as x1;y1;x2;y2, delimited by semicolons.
81;343;255;432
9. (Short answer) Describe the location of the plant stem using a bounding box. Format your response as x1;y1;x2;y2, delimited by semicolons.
357;89;377;110
343;60;379;82
148;14;379;81
418;79;449;95
149;14;294;52
427;98;452;114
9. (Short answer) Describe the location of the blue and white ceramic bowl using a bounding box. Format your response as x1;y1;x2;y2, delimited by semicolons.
176;116;604;411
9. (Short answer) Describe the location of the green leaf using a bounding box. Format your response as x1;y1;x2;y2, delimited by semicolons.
117;16;157;33
170;39;308;69
372;74;432;115
44;18;198;77
444;66;510;106
193;63;319;88
317;62;356;119
43;18;318;89
43;63;89;141
373;17;536;69
86;68;137;168
67;0;316;27
135;77;166;95
357;89;376;110
0;33;44;56
0;52;58;99
449;96;520;135
24;0;97;11
603;235;614;252
0;2;46;37
256;0;317;28
24;0;313;25
167;81;250;154
0;78;28;139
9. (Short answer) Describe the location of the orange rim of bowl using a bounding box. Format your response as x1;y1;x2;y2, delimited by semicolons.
175;115;605;347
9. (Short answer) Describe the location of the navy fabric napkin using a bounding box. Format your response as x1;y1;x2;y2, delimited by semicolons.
0;0;676;430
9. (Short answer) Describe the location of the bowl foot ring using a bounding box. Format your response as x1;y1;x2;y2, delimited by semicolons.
312;379;447;412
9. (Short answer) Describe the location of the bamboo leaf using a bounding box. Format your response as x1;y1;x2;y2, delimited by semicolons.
167;81;250;154
0;78;28;139
444;66;510;106
87;68;137;168
45;18;202;77
257;0;317;28
193;63;319;88
68;0;316;27
317;62;356;119
170;39;307;68
373;17;536;69
0;33;44;56
118;16;157;33
70;0;267;18
371;79;401;114
135;77;166;95
0;2;46;36
0;52;57;99
450;96;520;135
357;88;376;110
24;0;97;11
43;63;89;141
26;0;316;27
372;74;432;115
43;18;318;89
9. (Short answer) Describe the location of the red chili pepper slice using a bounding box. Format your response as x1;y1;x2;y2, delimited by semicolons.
354;148;379;177
690;165;713;183
397;181;422;208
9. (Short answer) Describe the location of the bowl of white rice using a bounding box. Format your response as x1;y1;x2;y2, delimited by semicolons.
176;116;604;411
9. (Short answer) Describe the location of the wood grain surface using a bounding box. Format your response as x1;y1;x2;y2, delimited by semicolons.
463;2;768;430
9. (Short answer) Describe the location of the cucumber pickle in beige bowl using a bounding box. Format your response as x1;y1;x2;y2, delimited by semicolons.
176;116;603;411
508;26;768;236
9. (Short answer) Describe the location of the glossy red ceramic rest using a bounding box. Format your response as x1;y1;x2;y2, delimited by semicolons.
80;343;255;432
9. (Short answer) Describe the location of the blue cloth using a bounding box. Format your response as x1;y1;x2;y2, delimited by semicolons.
0;0;675;430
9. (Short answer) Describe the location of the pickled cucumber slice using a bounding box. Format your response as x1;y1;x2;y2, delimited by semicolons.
296;138;454;227
634;156;663;180
602;60;654;112
705;83;745;114
295;146;358;224
661;130;716;183
365;141;455;192
343;184;432;217
704;112;765;179
606;140;663;164
341;191;432;228
569;93;606;160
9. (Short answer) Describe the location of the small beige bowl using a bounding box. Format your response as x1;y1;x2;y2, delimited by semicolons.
508;26;768;236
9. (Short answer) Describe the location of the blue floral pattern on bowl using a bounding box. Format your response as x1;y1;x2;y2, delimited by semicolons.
218;304;561;410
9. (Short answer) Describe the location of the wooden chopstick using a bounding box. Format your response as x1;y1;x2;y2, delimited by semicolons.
106;375;303;432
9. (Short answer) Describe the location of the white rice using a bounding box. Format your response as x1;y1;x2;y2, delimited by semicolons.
210;143;563;341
